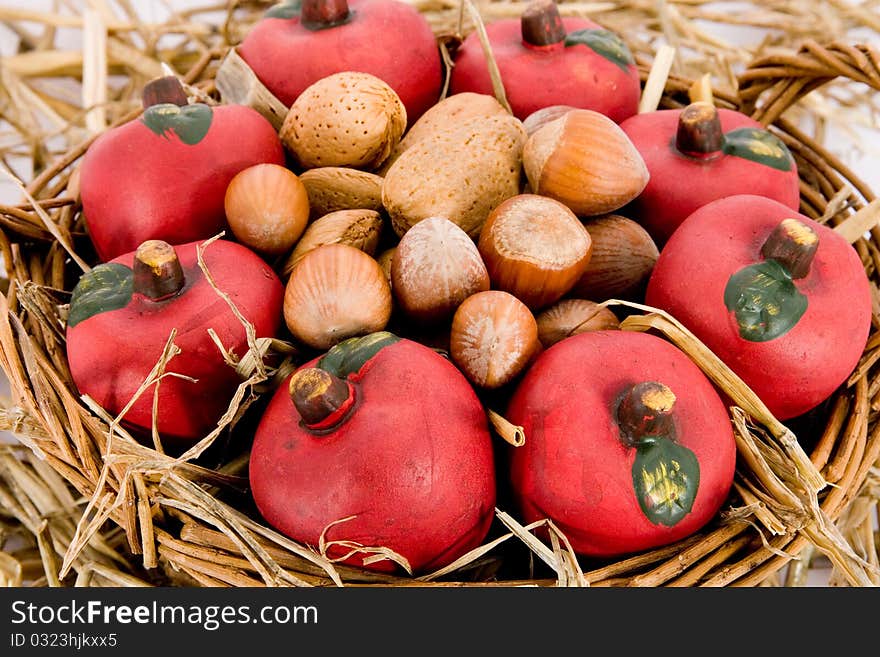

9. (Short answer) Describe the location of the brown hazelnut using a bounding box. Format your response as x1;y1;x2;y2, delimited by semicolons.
478;194;592;310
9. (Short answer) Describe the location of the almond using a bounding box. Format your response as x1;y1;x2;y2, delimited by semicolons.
382;113;527;238
299;166;384;220
280;71;406;171
282;208;383;278
379;92;511;173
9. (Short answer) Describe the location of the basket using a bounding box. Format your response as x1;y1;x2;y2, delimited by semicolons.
0;0;879;587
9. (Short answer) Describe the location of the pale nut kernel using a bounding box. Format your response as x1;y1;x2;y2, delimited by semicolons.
523;108;649;216
280;71;407;171
392;216;490;324
283;243;392;350
450;290;540;389
571;214;659;300
282;208;383;279
478;194;592;310
535;298;620;348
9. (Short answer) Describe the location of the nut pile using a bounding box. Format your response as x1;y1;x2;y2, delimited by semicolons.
253;71;653;388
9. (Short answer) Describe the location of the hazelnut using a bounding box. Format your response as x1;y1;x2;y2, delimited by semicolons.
535;298;620;348
523;108;649;216
224;163;310;256
283;243;392;350
478;194;592;309
392;216;490;324
572;214;659;301
450;290;540;389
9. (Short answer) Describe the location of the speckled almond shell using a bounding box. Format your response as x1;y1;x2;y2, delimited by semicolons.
382;113;527;238
299;166;384;220
379;92;511;173
282;208;383;277
280;71;407;171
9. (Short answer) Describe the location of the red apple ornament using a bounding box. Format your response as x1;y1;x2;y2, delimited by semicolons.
619;101;800;245
645;194;872;420
79;77;285;261
507;330;737;557
249;332;497;574
66;239;284;445
238;0;443;123
449;0;640;123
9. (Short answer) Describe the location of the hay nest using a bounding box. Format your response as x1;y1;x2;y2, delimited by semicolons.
0;0;878;587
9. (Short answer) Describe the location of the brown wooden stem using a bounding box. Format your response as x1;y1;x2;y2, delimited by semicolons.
142;76;188;108
301;0;350;30
760;218;818;279
676;101;723;155
132;240;185;300
521;0;566;47
615;381;676;447
289;368;354;428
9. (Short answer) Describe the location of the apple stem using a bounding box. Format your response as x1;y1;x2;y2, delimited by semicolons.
142;76;188;109
132;240;185;301
521;0;566;47
615;381;677;447
676;102;723;156
301;0;351;30
289;368;356;430
761;218;818;279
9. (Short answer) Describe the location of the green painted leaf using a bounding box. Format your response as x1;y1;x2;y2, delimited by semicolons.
564;28;635;71
67;263;133;328
265;0;301;19
632;438;700;527
141;103;213;146
724;260;807;342
721;127;794;172
317;332;400;378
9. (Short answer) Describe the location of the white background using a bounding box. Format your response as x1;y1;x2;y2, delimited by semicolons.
0;0;878;587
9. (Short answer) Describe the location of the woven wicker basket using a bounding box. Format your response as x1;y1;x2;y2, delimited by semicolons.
1;1;879;587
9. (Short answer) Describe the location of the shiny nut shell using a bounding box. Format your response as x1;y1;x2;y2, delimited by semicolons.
522;104;577;137
283;243;392;350
535;298;620;348
478;194;592;309
450;290;540;389
572;214;659;300
523;109;649;216
224;163;310;256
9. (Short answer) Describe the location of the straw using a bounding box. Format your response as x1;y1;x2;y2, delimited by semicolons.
0;0;878;588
